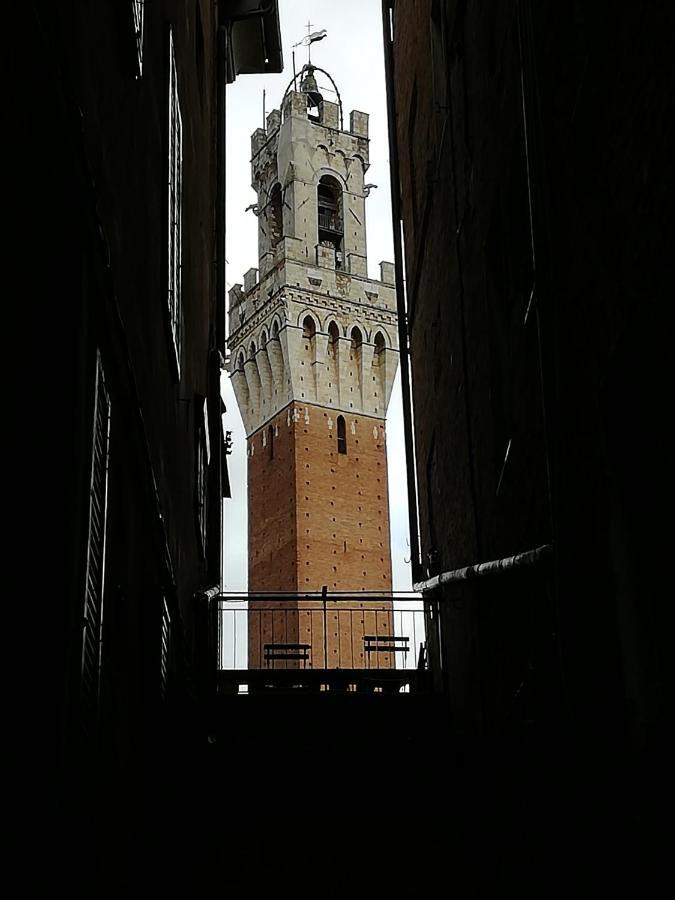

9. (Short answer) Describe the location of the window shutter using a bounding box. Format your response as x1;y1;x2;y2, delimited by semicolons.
80;351;111;737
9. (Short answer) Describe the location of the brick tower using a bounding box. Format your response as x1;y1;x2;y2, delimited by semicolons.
227;65;399;669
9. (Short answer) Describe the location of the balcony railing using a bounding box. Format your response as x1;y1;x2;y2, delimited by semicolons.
212;594;429;694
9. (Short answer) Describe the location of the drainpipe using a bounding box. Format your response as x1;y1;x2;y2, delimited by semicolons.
381;0;422;584
216;17;227;355
194;585;221;697
413;544;553;594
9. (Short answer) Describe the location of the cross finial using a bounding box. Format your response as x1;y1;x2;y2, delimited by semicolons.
306;20;315;63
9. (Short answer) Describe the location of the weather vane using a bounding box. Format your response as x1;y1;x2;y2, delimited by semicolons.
292;20;327;64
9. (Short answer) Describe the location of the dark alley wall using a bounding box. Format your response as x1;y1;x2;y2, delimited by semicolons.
391;0;673;750
13;2;238;895
387;0;673;891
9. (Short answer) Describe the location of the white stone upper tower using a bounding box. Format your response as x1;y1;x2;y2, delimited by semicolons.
227;64;399;436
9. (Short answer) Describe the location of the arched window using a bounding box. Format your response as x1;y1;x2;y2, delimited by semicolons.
269;183;283;246
350;326;362;351
260;329;268;348
326;322;339;393
249;341;256;359
237;352;245;370
337;415;347;455
317;175;344;268
272;319;279;339
373;331;385;366
268;424;274;460
302;316;316;339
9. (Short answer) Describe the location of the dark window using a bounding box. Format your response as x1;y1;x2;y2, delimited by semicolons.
374;331;385;359
132;2;145;76
167;28;183;379
160;596;172;704
317;175;344;268
268;183;283;246
337;415;347;455
303;316;316;339
80;351;111;738
268;425;274;460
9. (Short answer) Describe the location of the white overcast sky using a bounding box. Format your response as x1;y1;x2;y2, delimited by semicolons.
221;0;412;592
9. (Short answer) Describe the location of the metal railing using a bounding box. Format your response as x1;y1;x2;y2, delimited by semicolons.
214;595;427;679
318;210;343;233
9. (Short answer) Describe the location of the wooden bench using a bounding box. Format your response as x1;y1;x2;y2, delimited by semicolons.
263;643;311;668
363;634;409;663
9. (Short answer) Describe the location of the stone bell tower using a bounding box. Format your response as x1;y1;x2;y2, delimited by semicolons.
227;65;399;667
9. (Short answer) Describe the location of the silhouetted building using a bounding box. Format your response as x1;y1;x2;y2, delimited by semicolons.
383;0;673;895
15;2;281;896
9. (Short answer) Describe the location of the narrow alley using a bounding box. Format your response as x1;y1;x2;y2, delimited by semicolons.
18;1;673;897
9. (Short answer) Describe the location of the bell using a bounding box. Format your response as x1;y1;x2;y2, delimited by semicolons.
300;66;323;108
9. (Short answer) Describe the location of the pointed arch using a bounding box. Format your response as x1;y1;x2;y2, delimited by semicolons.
268;182;283;246
302;315;316;339
373;330;386;360
372;326;391;347
295;309;321;331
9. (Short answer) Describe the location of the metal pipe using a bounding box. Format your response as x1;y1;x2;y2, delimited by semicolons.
216;22;227;354
195;584;222;676
381;0;422;583
322;585;328;670
413;544;553;593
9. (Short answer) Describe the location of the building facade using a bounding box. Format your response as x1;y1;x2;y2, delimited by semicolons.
228;66;399;667
15;2;281;895
383;0;673;895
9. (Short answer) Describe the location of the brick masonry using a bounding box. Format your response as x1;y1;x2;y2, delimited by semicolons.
248;400;392;592
248;399;393;668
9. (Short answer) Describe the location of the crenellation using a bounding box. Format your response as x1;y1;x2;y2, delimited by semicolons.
379;261;395;285
251;127;267;157
320;100;339;129
243;267;258;293
349;110;369;138
266;107;281;134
